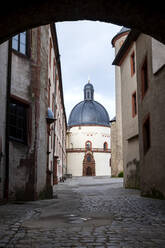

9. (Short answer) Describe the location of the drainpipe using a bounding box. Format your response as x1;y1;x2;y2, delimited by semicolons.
4;39;12;199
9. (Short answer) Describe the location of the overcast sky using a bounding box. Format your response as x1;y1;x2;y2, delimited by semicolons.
56;21;121;121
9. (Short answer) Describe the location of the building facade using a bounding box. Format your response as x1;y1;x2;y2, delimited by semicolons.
67;82;111;177
0;23;66;201
110;27;130;177
48;25;67;186
136;34;165;198
112;28;165;198
112;27;140;188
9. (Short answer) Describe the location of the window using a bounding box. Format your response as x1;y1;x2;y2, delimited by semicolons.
12;32;28;55
86;141;92;150
103;142;108;151
87;155;91;162
130;51;135;76
143;115;151;155
141;57;148;98
132;92;137;117
9;98;28;143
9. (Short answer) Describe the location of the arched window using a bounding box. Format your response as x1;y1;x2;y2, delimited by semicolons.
103;142;108;151
87;155;91;162
85;140;92;150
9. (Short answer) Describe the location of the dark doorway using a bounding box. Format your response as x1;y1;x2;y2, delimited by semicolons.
83;153;95;176
86;166;92;176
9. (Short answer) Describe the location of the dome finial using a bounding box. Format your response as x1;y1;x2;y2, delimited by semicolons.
88;75;90;84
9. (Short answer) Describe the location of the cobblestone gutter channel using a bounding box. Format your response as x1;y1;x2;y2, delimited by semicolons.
0;177;165;248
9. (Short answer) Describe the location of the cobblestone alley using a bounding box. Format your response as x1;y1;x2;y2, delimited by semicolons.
0;177;165;248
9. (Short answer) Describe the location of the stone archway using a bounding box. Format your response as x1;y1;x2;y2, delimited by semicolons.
0;1;165;44
83;152;95;176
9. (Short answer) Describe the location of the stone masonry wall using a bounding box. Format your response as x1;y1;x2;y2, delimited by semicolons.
0;41;8;200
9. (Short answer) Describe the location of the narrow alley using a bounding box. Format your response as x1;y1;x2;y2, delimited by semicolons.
0;177;165;248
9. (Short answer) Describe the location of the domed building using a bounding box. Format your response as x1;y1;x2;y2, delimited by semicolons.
66;82;111;176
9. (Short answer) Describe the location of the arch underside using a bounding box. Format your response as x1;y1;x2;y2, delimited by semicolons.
0;1;165;44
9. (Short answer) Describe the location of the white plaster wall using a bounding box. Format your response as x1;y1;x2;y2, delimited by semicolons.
67;152;85;176
94;153;111;176
67;126;110;149
67;125;111;176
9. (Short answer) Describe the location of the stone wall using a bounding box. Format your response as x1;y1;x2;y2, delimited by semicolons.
35;25;49;196
111;121;119;176
0;41;8;200
8;26;49;200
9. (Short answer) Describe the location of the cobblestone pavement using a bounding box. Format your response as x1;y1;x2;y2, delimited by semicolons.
0;177;165;248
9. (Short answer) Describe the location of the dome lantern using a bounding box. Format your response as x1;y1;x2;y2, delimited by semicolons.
84;81;94;101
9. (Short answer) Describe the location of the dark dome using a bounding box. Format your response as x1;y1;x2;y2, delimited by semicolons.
68;82;110;127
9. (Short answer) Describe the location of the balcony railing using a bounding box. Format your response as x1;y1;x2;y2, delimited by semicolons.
66;148;111;153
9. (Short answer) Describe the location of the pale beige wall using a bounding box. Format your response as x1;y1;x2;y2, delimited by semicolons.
111;33;129;178
94;153;111;176
67;152;111;177
110;121;123;176
120;42;140;188
136;34;165;197
67;152;85;176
